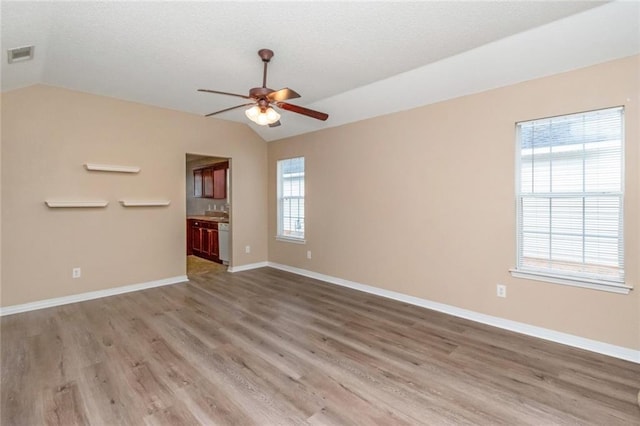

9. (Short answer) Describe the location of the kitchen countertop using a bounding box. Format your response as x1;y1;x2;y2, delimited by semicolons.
188;215;229;223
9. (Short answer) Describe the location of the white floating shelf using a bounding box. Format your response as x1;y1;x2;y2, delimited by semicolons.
45;200;109;208
119;200;171;207
84;163;141;173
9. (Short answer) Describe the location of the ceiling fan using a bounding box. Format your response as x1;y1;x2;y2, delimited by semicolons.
198;49;329;127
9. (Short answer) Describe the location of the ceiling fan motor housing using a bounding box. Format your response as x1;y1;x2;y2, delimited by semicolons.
249;87;274;99
256;98;270;111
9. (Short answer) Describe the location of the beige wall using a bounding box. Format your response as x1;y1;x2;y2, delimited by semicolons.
268;55;640;350
0;93;3;306
1;85;268;306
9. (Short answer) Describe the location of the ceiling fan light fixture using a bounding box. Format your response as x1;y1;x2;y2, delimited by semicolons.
245;105;261;121
265;107;280;122
246;105;280;126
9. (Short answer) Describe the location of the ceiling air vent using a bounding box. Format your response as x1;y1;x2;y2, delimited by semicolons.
7;45;34;63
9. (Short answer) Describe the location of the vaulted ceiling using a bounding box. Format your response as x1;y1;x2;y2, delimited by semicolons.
2;1;638;141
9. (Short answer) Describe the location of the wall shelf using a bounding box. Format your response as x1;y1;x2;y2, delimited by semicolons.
119;200;171;207
45;200;109;208
84;163;141;173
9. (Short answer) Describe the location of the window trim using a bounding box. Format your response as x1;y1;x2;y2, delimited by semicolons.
512;106;629;294
509;269;631;294
275;235;307;244
276;156;306;243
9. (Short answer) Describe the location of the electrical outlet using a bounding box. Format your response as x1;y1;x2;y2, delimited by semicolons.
72;267;81;279
497;284;507;298
245;245;251;254
307;250;312;259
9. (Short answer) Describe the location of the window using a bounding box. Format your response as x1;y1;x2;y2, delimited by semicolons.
277;157;305;242
513;107;627;293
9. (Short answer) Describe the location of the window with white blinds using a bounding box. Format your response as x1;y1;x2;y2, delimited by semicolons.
515;107;625;290
277;157;305;241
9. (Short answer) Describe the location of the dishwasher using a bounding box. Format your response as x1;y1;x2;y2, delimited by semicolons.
218;222;230;265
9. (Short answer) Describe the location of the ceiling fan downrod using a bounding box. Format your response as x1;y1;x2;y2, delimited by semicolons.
258;49;273;88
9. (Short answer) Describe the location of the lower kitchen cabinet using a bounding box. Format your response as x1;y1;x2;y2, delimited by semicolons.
187;220;193;255
188;219;221;263
208;228;219;258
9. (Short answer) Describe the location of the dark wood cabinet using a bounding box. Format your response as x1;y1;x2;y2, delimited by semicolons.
193;161;228;200
187;219;193;255
207;228;219;258
191;224;204;254
203;168;214;198
188;219;221;263
213;167;226;199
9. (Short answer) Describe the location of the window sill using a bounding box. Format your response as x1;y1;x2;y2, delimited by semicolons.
509;269;631;294
275;236;306;245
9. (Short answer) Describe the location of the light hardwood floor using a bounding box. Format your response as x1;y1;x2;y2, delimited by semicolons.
2;267;639;425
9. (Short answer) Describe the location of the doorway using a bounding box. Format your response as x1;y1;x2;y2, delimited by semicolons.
185;153;231;277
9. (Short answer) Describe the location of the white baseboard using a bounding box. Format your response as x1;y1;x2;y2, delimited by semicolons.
228;261;269;273
0;275;188;316
267;262;640;364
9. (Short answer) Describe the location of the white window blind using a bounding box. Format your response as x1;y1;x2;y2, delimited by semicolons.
516;107;624;287
277;157;305;241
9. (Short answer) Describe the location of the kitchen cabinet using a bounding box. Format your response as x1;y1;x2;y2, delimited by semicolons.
188;219;221;263
203;168;214;198
187;220;193;255
213;166;226;199
208;228;219;258
193;161;228;199
191;223;204;254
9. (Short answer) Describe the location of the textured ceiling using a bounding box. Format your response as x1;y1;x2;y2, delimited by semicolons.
2;1;639;141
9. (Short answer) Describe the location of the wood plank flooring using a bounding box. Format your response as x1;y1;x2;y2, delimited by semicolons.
2;267;639;425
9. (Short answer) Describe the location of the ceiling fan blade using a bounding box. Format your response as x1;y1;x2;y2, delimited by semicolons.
267;88;301;102
275;102;328;121
268;120;281;128
205;103;255;117
198;89;252;100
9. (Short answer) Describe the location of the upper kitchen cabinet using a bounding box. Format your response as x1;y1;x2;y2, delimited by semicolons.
194;161;228;199
213;166;226;199
203;167;214;198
